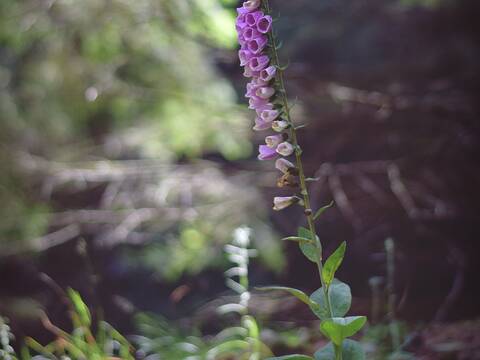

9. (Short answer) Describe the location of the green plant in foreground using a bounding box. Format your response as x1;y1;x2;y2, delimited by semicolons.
134;227;273;360
364;239;414;360
1;289;133;360
235;1;367;359
207;227;272;359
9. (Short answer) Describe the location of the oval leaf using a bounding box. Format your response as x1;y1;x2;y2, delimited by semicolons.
319;316;367;345
256;286;310;305
282;236;314;244
313;201;334;221
314;340;365;360
67;288;91;327
298;227;318;263
309;279;351;319
322;241;346;287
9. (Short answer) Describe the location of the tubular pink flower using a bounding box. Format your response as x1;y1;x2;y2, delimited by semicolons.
257;15;273;34
245;81;264;98
272;120;289;132
236;14;247;29
245;11;263;27
275;158;296;174
237;6;249;16
242;27;261;42
260;66;277;82
239;50;253;66
256;86;275;99
253;117;272;131
243;66;259;78
247;36;268;54
248;55;270;72
243;0;261;12
255;102;274;116
258;145;278;160
249;96;269;110
265;134;283;148
260;109;279;122
276;141;294;156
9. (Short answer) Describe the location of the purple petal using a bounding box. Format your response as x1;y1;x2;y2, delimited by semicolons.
256;86;275;99
255;102;274;116
248;55;270;72
257;15;272;34
243;0;261;12
248;96;269;110
253;117;272;131
258;145;278;160
242;27;261;41
239;50;253;66
265;134;283;148
260;66;277;82
247;36;268;54
245;11;264;27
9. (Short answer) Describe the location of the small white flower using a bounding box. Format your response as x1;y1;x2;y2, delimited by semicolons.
265;134;283;148
243;0;261;11
272;120;289;132
275;158;296;174
273;196;301;211
276;141;294;156
260;109;279;122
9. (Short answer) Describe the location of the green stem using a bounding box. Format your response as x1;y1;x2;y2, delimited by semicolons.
334;344;343;360
262;0;340;354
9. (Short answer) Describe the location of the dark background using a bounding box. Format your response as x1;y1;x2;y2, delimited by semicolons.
1;0;479;357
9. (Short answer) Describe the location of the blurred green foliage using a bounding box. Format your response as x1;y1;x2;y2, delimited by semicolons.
1;289;134;359
0;0;252;246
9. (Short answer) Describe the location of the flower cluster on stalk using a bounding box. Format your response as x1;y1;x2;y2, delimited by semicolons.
236;0;301;211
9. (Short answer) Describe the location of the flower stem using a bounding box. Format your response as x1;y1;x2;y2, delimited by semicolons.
262;0;340;354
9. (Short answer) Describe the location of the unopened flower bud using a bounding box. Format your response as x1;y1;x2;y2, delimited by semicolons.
273;196;302;211
277;173;299;188
243;0;261;12
272;120;289;132
265;134;283;148
260;109;279;122
275;158;296;174
276;141;294;156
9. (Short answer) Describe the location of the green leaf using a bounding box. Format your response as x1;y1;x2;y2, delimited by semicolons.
314;340;365;360
282;236;314;244
322;242;346;287
256;286;310;305
313;201;334;221
319;316;367;345
309;279;351;319
267;356;314;360
67;288;91;327
242;315;259;339
207;340;250;358
297;227;318;263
